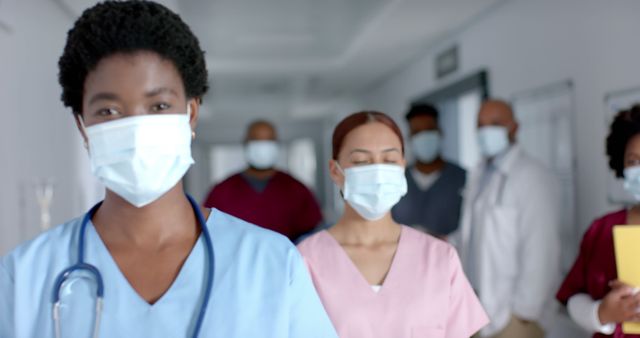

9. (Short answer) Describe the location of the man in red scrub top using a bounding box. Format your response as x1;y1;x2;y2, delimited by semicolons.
204;120;323;242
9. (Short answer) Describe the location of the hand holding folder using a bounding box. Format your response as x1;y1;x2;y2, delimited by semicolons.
613;225;640;334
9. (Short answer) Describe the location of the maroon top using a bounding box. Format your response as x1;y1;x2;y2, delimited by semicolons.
556;209;640;338
203;171;322;241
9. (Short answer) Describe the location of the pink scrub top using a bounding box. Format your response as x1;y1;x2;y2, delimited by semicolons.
297;226;489;338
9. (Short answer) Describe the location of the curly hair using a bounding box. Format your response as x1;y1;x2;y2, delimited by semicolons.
606;104;640;178
58;1;208;115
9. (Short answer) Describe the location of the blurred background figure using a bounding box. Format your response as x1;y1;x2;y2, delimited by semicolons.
455;99;562;338
204;120;323;241
392;103;466;238
556;104;640;338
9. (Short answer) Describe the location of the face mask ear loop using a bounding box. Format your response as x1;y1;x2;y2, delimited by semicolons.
334;160;346;198
78;114;90;152
187;103;196;140
335;161;345;175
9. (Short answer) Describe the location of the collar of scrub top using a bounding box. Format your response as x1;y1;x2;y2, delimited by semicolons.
51;194;215;338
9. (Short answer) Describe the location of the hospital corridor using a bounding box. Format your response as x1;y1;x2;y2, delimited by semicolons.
1;0;640;337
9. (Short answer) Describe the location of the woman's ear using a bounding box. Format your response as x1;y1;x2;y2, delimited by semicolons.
187;98;200;130
328;159;345;188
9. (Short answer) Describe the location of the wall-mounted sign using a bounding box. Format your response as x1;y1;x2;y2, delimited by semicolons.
436;45;459;79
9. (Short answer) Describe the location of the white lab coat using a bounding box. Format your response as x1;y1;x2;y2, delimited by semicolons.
453;145;562;337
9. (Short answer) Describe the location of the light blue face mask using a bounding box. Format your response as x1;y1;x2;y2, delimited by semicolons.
624;166;640;201
245;140;279;170
478;126;510;158
338;163;408;221
411;131;441;163
82;107;194;208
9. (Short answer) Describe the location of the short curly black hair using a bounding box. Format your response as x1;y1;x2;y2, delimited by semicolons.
58;0;208;115
405;103;439;122
606;104;640;178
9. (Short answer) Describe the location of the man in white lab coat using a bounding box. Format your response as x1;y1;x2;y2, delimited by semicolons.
455;99;561;338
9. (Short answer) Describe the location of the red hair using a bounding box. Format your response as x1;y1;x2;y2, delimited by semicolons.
332;111;405;159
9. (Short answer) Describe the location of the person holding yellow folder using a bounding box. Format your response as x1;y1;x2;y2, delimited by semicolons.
556;104;640;337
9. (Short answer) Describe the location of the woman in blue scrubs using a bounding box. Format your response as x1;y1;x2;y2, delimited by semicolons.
0;2;336;337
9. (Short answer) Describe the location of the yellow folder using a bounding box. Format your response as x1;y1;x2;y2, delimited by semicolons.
613;225;640;334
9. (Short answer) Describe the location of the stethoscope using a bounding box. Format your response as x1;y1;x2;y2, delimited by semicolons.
51;195;215;338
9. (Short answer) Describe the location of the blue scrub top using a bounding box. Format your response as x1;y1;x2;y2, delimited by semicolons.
0;208;337;338
392;162;466;236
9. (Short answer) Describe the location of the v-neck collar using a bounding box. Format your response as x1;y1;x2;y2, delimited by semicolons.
85;211;213;309
322;226;406;296
240;171;278;194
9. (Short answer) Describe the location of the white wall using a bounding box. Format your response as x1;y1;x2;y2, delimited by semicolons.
359;0;640;236
0;0;88;255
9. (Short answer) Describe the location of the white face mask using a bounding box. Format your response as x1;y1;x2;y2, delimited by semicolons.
411;131;441;163
478;126;510;158
624;166;640;201
339;163;408;221
83;111;194;208
246;140;279;170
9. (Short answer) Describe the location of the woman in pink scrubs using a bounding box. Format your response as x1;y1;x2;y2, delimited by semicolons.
298;111;488;338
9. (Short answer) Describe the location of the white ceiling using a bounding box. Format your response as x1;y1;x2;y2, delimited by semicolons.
57;0;505;119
